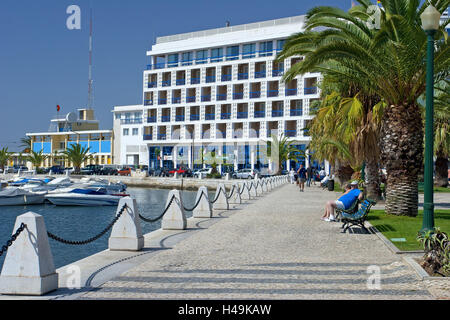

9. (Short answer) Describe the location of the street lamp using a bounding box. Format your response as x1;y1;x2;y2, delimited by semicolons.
420;4;441;234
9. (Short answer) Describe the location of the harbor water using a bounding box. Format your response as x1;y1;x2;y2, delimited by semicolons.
0;187;214;270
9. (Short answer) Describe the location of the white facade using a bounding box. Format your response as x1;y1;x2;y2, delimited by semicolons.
113;14;322;172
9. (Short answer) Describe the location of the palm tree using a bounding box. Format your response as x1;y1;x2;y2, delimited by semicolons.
62;144;93;173
0;147;11;171
267;134;305;175
27;150;48;170
20;137;32;153
276;0;449;216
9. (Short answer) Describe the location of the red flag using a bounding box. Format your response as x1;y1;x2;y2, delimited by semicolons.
57;105;61;112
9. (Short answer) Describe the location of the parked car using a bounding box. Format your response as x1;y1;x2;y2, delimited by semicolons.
118;167;132;176
193;168;213;179
48;166;65;174
64;167;75;174
232;168;259;179
80;165;102;175
100;165;118;176
151;167;169;177
169;167;193;177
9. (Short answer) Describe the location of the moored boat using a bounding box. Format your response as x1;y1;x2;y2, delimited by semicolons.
0;187;46;206
44;188;122;206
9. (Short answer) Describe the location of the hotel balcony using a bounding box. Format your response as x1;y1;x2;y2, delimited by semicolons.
237;112;248;119
250;91;261;99
191;77;200;85
272;69;284;77
254;71;266;79
157;133;167;140
254;110;265;118
267;90;278;98
143;134;153;141
147;116;157;123
221;112;231;120
161;80;171;87
121;118;142;125
272;109;284;117
216;93;227;101
285;88;298;96
304;87;318;95
175;115;185;122
147;81;157;89
221;74;232;82
144;99;154;106
285;130;297;137
190;114;200;121
186;96;196;103
205;113;215;120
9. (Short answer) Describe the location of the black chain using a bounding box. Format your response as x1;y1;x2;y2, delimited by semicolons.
0;223;27;257
210;187;225;204
183;191;207;211
47;203;129;245
239;184;245;195
226;185;236;200
139;195;176;223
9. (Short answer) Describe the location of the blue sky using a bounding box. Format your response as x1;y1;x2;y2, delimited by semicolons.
0;0;355;151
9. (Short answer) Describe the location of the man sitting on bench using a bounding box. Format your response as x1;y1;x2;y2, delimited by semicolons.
321;181;363;222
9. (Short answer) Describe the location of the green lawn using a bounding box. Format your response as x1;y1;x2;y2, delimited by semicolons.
367;209;450;251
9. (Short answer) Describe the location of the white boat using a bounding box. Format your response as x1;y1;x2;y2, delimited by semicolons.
45;188;122;206
78;177;127;194
0;187;46;206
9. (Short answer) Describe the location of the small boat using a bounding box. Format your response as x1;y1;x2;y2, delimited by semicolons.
0;187;46;206
45;188;122;206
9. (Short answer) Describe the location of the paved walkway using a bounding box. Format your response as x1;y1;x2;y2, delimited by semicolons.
75;183;449;300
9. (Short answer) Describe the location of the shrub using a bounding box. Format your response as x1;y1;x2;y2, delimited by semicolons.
417;228;450;277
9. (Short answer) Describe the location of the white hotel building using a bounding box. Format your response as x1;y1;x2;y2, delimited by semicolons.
113;14;323;172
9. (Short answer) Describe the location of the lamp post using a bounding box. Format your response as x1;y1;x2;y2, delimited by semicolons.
420;5;441;234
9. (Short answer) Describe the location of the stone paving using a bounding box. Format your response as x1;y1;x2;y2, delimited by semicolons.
76;182;449;300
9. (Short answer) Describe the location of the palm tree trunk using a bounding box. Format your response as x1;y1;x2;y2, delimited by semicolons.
380;103;423;217
434;150;448;187
365;158;381;200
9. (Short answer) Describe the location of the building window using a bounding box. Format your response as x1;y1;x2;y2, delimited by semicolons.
210;48;223;62
132;128;139;136
123;128;129;136
196;50;208;64
168;53;179;67
277;39;286;51
242;43;256;58
260;41;273;56
182;52;193;66
115;113;121;120
226;46;239;60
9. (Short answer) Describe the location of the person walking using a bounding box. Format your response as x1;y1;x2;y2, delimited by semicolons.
306;166;312;187
297;164;307;192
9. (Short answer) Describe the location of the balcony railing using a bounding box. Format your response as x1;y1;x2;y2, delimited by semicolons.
175;115;185;122
254;110;266;118
158;98;167;105
238;73;249;80
226;54;239;61
143;134;153;141
250;91;261;99
267;130;278;138
216;131;227;139
249;130;260;138
272;110;284;117
186;96;196;103
205;76;215;83
237;112;248;119
157;134;167;140
144;99;154;106
205;113;215;120
202;132;211;139
304;87;318;95
221;74;232;81
161;115;171;123
216;93;227;101
221;112;231;120
242;52;256;59
147;81;157;88
267;90;279;97
285;130;297;137
147;116;156;123
258;50;273;57
255;71;266;79
290;109;303;116
286;88;298;96
201;95;211;102
190;77;200;85
190;114;200;121
176;79;186;86
181;60;193;66
272;69;284;77
121;118;142;125
233;92;244;100
172;97;181;104
161;80;171;87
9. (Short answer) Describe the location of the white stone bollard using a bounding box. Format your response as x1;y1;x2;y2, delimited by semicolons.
109;197;144;251
193;186;212;218
262;179;268;193
162;190;187;230
212;183;229;211
0;212;58;296
249;181;258;198
240;182;251;200
225;173;230;181
256;179;264;195
229;183;242;205
49;170;53;176
174;172;179;179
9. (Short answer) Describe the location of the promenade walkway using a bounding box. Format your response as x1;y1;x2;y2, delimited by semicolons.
75;183;447;300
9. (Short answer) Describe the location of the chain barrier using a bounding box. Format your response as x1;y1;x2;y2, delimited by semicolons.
139;194;176;223
47;203;129;246
225;185;236;200
183;191;207;212
238;184;245;195
210;187;224;204
0;223;27;257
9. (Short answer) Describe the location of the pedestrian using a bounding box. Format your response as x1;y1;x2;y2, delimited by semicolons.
289;168;295;184
321;181;363;221
319;167;326;180
297;164;307;192
306;166;312;187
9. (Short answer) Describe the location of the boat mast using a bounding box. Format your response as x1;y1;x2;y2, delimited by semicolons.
87;7;93;110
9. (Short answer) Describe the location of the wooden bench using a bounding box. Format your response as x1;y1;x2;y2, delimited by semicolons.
335;199;360;222
340;199;377;233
